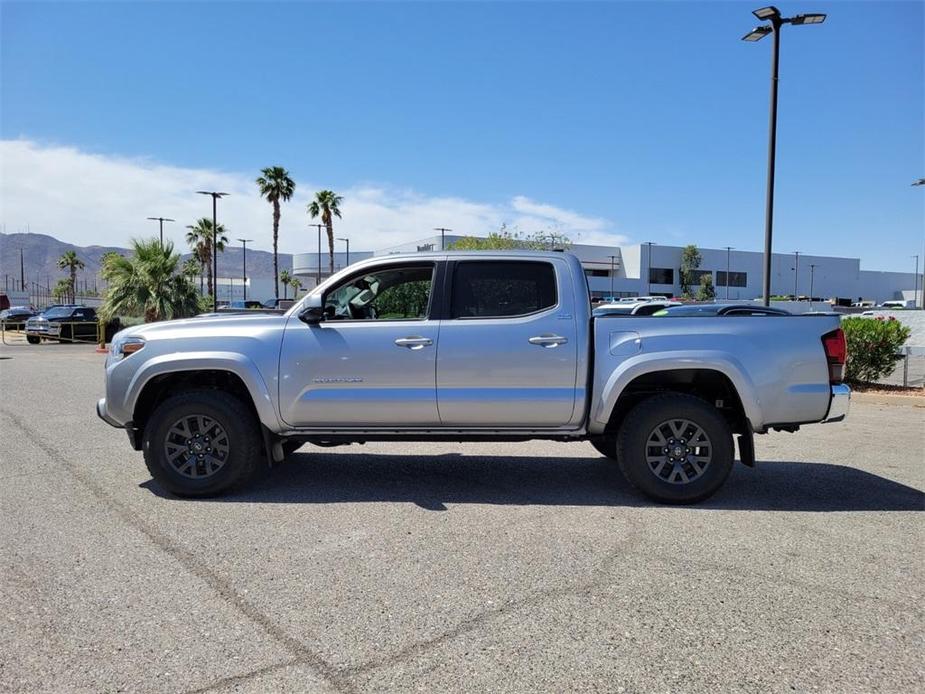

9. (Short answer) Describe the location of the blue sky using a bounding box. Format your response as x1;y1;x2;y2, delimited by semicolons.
1;1;923;270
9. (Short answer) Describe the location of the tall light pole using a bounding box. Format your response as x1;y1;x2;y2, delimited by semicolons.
20;248;25;291
809;263;816;309
310;223;325;287
793;250;800;298
608;255;618;299
724;246;734;300
914;179;925;308
914;255;920;310
337;237;350;267
434;227;452;251
237;238;253;302
743;6;826;306
147;217;175;248
197;191;228;312
644;241;655;295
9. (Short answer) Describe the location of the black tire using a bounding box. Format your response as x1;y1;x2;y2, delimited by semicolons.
26;335;40;344
142;390;262;497
590;437;618;461
616;393;734;504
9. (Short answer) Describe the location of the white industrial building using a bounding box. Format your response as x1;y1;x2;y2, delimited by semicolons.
290;235;922;306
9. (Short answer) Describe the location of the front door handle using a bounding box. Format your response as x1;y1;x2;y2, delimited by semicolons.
528;334;568;348
395;336;433;350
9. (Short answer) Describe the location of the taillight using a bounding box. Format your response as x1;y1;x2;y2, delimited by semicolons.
822;328;846;384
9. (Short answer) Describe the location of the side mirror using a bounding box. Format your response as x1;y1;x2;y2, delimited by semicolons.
298;305;325;325
298;295;325;325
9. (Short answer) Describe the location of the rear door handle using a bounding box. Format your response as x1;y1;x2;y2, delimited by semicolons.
528;334;568;348
395;336;433;350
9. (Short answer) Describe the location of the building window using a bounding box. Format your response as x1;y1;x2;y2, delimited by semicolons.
584;269;610;278
649;267;674;285
716;271;748;287
689;270;713;284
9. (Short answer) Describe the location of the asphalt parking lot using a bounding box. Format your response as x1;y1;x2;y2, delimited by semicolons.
1;342;923;693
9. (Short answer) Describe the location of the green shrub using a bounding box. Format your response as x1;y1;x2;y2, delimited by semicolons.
841;316;911;384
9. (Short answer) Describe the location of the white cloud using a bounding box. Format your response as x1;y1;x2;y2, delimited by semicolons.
0;139;629;253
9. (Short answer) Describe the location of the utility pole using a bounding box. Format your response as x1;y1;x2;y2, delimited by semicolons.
608;255;618;299
724;246;734;300
20;248;25;291
644;241;655;295
147;217;175;247
914;255;920;310
793;251;800;298
238;238;253;302
337;237;350;267
809;263;817;310
196;191;228;312
434;227;452;251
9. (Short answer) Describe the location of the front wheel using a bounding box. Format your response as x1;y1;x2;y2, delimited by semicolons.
26;335;40;344
616;393;734;504
142;390;262;497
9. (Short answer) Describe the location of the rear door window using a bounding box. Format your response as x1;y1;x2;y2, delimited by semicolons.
451;261;557;318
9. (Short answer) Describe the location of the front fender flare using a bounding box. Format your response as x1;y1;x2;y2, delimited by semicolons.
124;351;281;431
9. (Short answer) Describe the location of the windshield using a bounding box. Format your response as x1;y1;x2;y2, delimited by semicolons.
42;308;73;319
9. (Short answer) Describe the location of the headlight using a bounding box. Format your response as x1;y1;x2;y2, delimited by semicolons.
110;335;145;361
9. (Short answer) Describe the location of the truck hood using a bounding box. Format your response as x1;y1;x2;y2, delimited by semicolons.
117;312;289;342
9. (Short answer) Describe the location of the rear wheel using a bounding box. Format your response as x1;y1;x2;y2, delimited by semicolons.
26;335;40;344
616;393;734;504
142;390;262;497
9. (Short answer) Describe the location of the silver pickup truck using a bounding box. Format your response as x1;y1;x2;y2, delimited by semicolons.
97;251;849;503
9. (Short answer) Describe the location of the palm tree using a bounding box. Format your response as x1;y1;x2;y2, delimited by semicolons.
57;250;85;303
308;190;343;275
100;239;199;323
185;218;228;297
289;277;302;297
279;269;291;300
256;166;296;300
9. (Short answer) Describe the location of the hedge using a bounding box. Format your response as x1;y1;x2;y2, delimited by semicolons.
841;316;911;384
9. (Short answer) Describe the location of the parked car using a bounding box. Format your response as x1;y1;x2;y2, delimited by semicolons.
98;251;849;503
0;306;38;329
262;298;295;310
878;300;911;309
25;306;99;344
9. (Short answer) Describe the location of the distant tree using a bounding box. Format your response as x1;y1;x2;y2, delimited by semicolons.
56;250;85;303
185;218;228;297
680;244;702;298
288;277;303;297
100;239;200;323
52;278;72;302
308;190;343;275
256;166;296;300
450;224;572;251
697;273;716;301
181;257;201;279
279;269;292;300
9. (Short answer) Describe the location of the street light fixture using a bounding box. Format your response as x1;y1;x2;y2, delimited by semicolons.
742;5;826;305
337;237;350;267
793;250;800;298
237;238;253;302
608;255;618;299
146;217;175;248
809;263;817;309
196;191;228;312
434;227;452;251
644;241;655;295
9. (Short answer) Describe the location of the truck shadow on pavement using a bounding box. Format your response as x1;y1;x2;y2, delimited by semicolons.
142;452;925;512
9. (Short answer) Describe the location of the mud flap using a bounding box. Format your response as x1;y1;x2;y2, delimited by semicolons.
737;428;756;468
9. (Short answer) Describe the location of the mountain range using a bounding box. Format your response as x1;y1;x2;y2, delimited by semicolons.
0;232;292;291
